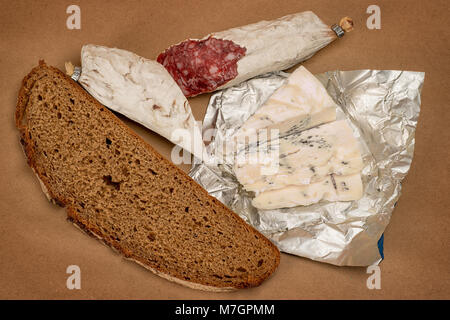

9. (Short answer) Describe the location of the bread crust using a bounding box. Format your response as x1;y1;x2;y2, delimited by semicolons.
15;61;280;291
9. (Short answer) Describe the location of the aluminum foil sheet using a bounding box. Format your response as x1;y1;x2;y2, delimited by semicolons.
189;70;424;266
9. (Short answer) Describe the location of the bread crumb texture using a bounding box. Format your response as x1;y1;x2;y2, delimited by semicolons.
15;61;280;290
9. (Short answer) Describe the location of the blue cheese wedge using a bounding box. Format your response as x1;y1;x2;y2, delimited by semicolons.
232;65;364;209
251;173;363;209
235;120;364;193
234;65;337;141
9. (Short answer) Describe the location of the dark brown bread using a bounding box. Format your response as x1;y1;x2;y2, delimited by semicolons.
15;61;280;291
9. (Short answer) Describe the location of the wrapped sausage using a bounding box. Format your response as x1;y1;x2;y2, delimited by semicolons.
67;44;206;162
157;11;353;97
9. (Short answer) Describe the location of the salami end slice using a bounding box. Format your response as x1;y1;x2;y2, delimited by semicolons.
157;12;353;98
157;37;246;97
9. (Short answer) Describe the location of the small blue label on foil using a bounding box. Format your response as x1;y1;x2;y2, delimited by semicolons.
377;234;384;260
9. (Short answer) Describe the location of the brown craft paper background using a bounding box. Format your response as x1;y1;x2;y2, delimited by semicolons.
0;0;449;299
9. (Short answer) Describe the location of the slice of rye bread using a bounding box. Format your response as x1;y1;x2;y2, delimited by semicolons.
15;61;280;291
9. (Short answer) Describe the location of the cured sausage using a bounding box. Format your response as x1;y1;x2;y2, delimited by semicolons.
157;11;353;97
68;44;207;161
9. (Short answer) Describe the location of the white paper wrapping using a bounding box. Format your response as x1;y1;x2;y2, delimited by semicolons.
78;44;206;161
